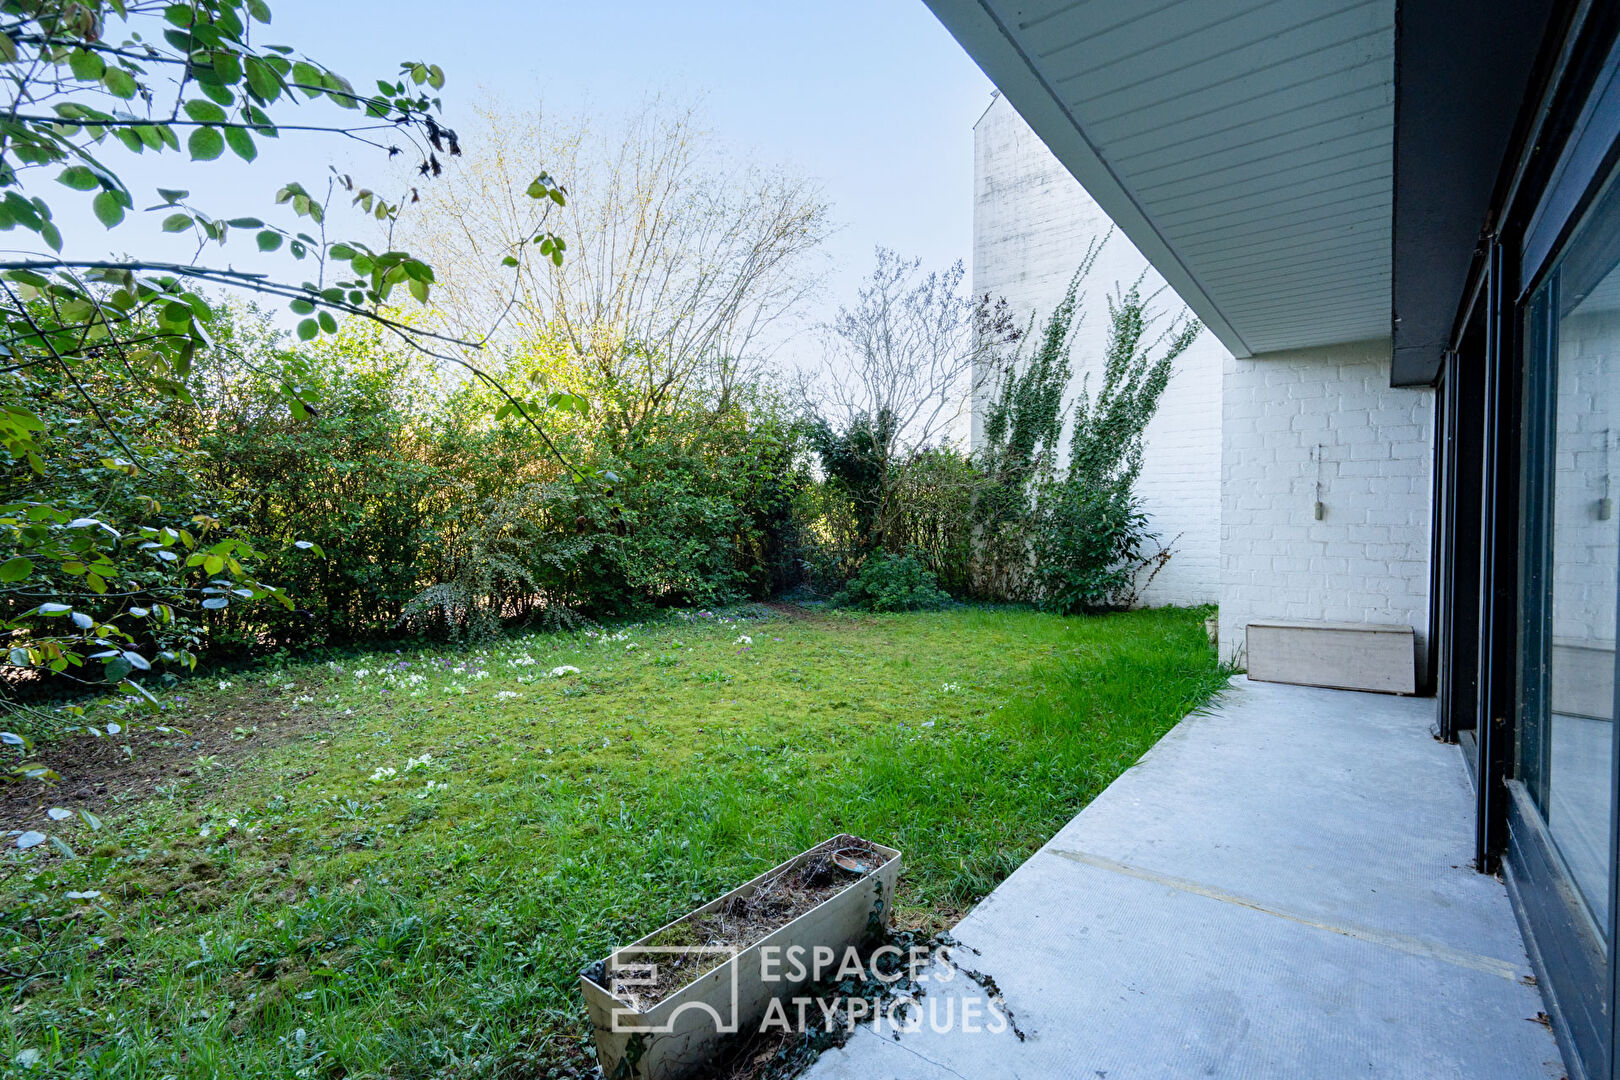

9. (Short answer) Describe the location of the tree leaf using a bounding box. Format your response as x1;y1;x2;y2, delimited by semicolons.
296;318;317;341
244;57;280;102
187;127;225;161
15;831;44;850
182;99;227;124
103;67;139;99
256;230;283;251
102;655;132;683
67;49;105;82
161;213;192;232
92;190;125;228
0;556;32;581
57;166;99;191
224;126;256;162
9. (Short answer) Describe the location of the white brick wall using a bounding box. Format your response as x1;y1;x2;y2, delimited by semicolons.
973;93;1223;607
1218;340;1435;679
1552;306;1620;650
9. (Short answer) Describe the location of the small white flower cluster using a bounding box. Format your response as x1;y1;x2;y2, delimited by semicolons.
373;754;435;783
353;669;370;680
940;683;960;693
416;780;449;799
216;679;234;691
548;665;581;678
197;815;260;840
508;654;538;667
624;642;639;651
735;635;753;646
495;690;521;701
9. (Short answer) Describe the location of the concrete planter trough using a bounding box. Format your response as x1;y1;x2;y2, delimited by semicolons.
580;834;901;1080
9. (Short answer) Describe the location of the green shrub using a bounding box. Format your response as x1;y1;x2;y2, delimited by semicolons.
833;553;950;612
1033;482;1154;613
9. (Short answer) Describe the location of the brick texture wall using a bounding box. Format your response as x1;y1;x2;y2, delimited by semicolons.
973;93;1223;607
1218;340;1435;678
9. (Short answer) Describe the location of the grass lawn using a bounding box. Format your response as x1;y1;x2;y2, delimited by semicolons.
1;604;1224;1079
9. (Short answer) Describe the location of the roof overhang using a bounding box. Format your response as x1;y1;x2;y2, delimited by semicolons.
924;0;1556;381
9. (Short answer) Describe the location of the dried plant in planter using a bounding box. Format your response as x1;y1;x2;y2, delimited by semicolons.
621;836;883;1009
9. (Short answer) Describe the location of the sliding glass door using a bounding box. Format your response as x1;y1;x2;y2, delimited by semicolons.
1519;161;1620;1080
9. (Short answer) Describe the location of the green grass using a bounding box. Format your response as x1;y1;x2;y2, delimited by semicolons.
1;605;1224;1079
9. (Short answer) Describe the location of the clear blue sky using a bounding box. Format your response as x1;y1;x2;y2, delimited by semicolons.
64;1;993;349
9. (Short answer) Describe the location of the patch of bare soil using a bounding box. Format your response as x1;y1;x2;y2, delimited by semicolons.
759;601;835;625
608;835;883;1010
0;685;336;833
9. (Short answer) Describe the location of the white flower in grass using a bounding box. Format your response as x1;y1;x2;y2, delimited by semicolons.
624;643;638;651
495;690;521;701
548;665;581;678
735;635;753;645
416;780;448;799
405;754;433;771
941;683;960;693
217;680;234;691
369;766;397;783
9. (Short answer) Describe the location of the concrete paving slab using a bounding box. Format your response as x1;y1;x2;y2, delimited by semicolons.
805;677;1566;1080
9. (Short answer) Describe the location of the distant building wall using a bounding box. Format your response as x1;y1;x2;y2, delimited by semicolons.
972;92;1223;608
1218;340;1435;679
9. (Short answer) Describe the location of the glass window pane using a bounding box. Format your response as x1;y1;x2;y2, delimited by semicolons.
1540;182;1620;934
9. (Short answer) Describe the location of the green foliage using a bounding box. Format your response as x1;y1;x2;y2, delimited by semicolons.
833;552;949;612
972;243;1101;600
883;447;977;595
972;247;1201;612
1031;483;1153;614
0;0;573;752
1033;278;1200;613
808;409;895;555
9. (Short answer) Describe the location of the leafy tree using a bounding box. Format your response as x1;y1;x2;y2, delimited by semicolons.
0;0;578;762
803;249;1019;587
1033;277;1201;612
402;98;832;444
972;238;1103;600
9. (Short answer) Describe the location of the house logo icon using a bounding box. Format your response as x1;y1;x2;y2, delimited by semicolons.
607;945;741;1034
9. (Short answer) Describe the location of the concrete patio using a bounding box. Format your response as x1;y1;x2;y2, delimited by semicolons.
808;677;1566;1080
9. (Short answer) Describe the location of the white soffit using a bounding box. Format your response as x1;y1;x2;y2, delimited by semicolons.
927;0;1396;357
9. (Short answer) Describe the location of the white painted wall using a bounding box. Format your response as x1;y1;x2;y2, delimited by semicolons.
1217;340;1435;680
1553;305;1620;651
972;92;1223;607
